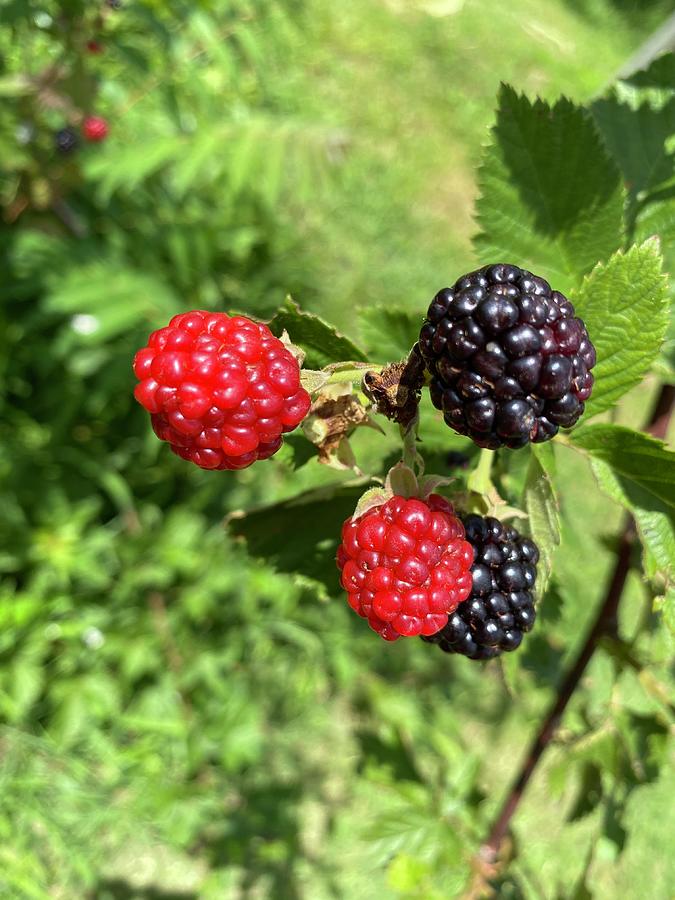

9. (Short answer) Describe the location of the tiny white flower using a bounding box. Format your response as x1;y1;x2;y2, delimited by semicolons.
83;626;105;649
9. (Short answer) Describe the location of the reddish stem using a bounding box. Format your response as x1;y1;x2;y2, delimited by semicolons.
480;383;674;863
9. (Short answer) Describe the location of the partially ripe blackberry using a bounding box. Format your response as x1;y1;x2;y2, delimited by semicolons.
133;311;311;470
337;494;474;641
423;514;539;659
418;264;596;448
55;127;78;154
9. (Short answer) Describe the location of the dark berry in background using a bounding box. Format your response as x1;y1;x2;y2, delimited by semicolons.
422;514;539;660
418;264;596;449
55;127;79;154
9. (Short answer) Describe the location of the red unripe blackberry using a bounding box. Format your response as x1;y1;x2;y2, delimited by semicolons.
133;311;311;470
82;116;109;142
418;264;596;448
423;514;539;659
336;494;474;641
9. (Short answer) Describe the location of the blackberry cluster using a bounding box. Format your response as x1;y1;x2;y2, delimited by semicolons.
55;127;79;154
418;263;596;448
423;514;539;659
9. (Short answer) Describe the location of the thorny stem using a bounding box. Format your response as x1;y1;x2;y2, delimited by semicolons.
478;382;674;868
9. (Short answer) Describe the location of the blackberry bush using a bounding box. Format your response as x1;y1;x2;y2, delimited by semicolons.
3;6;675;895
422;514;539;659
418;264;596;448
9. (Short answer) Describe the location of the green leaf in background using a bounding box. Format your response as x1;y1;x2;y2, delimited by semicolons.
590;92;675;206
572;241;669;419
268;297;367;369
44;262;182;341
227;482;367;595
623;52;675;91
474;84;625;293
358;306;421;361
589;453;674;573
633;199;675;374
588;770;675;898
571;424;675;509
571;425;675;628
523;443;560;597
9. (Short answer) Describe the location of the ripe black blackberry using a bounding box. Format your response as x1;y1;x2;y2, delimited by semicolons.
422;514;539;660
418;263;596;448
55;127;79;154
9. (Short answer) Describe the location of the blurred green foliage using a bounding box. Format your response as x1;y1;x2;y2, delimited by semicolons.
0;1;674;898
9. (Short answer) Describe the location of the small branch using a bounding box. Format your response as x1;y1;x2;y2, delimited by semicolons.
647;383;674;441
51;198;88;238
147;591;193;719
478;382;674;866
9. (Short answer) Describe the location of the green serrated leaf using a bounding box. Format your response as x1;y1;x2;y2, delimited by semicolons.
590;94;675;203
474;85;624;293
572;241;669;418
523;446;560;595
623;53;675;91
358;306;420;361
268;297;367;369
44;261;181;341
227;482;368;595
571;424;675;509
589;456;674;578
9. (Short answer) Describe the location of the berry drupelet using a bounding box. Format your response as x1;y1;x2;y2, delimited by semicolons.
423;514;539;659
337;494;474;641
418;263;596;448
133;311;311;470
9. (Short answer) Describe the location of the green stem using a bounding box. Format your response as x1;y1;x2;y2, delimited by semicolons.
400;411;421;473
467;447;495;496
325;364;382;385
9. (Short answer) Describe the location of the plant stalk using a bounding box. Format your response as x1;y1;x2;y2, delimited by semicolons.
479;382;674;864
